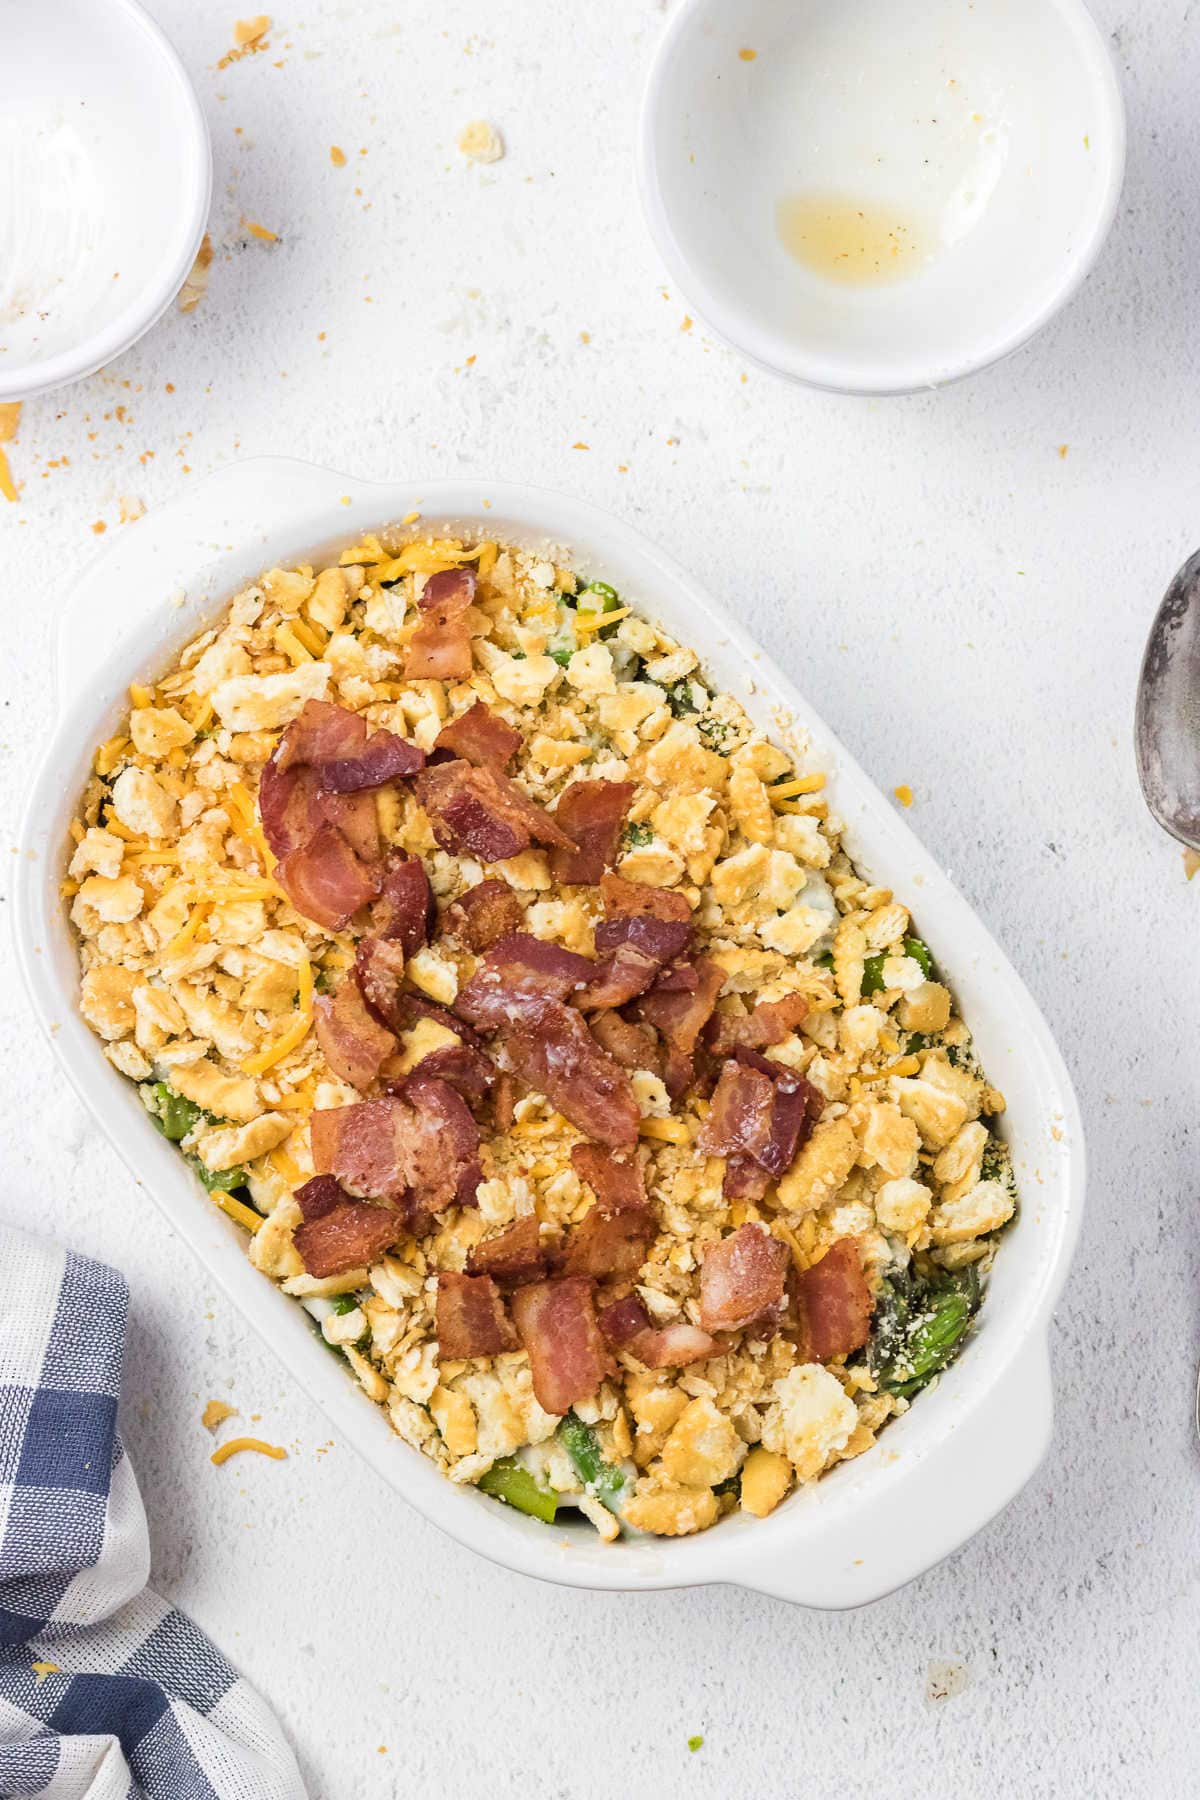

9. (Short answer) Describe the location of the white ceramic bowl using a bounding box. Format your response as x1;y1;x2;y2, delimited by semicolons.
14;461;1085;1607
639;0;1125;394
0;0;211;402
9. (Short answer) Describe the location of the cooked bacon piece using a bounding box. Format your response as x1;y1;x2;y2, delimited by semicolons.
597;1297;717;1367
436;1270;517;1358
505;999;640;1149
434;701;522;769
557;1207;653;1279
314;977;397;1090
510;1278;611;1416
372;853;434;956
454;933;594;1031
293;1173;350;1223
395;990;484;1049
258;759;321;860
571;1143;645;1212
277;823;380;931
466;1215;548;1288
597;1293;652;1347
721;1154;772;1202
558;1146;653;1277
401;1074;481;1209
699;1222;789;1336
416;759;577;863
294;1201;400;1277
550;779;635;885
406;1042;496;1107
318;788;380;864
707;993;809;1058
599;873;691;924
354;934;408;1032
310;1080;479;1215
445;878;526;951
791;1238;873;1364
404;568;476;681
634;956;725;1054
310;1097;410;1200
697;1053;822;1195
663;1043;697;1102
274;697;365;774
260;700;418;863
593;911;693;964
318;727;424;792
576;942;663;1010
492;1072;516;1132
589;1009;662;1073
456;1160;483;1208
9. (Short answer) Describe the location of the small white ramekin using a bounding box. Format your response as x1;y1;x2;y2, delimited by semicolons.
14;460;1085;1608
638;0;1125;395
0;0;211;402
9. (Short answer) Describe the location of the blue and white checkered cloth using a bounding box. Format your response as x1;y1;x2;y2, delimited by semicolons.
0;1225;306;1799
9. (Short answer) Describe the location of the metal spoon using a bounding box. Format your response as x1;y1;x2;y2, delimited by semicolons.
1135;548;1200;851
1133;553;1200;1443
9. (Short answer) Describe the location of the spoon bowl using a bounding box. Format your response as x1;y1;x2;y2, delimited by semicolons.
1135;548;1200;852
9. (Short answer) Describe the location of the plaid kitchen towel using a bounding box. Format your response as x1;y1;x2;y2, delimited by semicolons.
0;1225;306;1799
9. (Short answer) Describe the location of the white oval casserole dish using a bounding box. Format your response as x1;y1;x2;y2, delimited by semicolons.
13;460;1085;1607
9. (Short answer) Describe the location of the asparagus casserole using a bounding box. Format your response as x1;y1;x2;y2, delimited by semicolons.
66;530;1016;1538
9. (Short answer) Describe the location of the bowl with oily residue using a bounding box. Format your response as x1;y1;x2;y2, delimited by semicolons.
638;0;1125;394
0;0;210;403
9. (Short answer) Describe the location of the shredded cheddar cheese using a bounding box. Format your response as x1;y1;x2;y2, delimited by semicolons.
770;773;826;800
94;738;129;777
210;1190;264;1234
576;606;632;633
274;622;314;665
210;1435;287;1466
639;1116;691;1144
201;1398;238;1431
165;899;209;958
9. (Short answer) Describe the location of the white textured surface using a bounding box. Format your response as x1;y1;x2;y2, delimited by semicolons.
0;2;1196;1794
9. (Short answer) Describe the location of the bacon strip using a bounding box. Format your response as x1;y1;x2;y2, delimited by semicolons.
310;1081;479;1216
294;1201;400;1277
404;1042;496;1107
556;1207;653;1279
436;1270;517;1357
318;728;424;792
707;993;809;1058
599;873;691;924
505;998;640;1150
445;878;526;952
550;780;635;885
372;852;434;957
434;701;522;769
293;1173;350;1222
465;1215;548;1288
510;1278;611;1416
354;935;408;1033
314;977;397;1090
416;759;577;863
791;1238;873;1364
589;1010;662;1073
697;1051;822;1196
633;956;725;1054
570;1143;645;1212
597;1296;716;1368
454;933;594;1031
699;1222;789;1336
405;568;476;681
277;823;380;931
576;942;664;1010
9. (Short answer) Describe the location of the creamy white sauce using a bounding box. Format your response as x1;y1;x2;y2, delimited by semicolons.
0;109;114;366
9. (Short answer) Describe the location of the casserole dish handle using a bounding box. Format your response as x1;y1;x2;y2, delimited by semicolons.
729;1337;1054;1610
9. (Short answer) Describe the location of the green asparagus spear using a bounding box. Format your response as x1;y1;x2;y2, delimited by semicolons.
478;1457;559;1523
559;1411;626;1510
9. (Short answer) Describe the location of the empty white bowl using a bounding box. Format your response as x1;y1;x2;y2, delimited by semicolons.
639;0;1125;394
0;0;211;402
